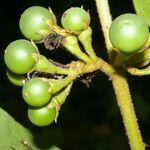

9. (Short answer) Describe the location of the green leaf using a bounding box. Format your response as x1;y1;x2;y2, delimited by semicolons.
132;0;150;26
0;108;60;150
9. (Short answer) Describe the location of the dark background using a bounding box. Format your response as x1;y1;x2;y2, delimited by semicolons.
0;0;150;150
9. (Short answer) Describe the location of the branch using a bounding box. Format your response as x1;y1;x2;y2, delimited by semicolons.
127;66;150;76
95;0;113;53
112;70;145;150
95;0;146;149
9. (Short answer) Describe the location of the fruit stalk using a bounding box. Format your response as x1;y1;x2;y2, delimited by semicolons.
62;35;92;63
78;27;98;61
127;66;150;76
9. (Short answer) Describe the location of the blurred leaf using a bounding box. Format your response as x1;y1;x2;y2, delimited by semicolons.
132;0;150;26
0;108;60;150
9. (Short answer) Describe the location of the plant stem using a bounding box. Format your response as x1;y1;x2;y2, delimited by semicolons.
95;0;113;53
95;0;145;149
62;35;92;63
127;66;150;76
78;27;98;61
112;70;145;150
80;58;115;77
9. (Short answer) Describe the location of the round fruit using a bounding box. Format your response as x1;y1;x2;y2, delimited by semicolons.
28;106;56;126
19;6;56;41
61;7;90;32
22;78;52;107
4;39;37;74
6;70;25;86
109;13;149;53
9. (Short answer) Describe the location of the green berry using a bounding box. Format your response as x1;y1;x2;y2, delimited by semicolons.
6;70;25;86
109;13;149;53
28;106;56;126
61;7;90;32
4;39;37;74
19;6;56;41
22;78;52;107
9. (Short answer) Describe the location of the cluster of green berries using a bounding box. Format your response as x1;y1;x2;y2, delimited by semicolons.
4;6;90;126
4;5;149;126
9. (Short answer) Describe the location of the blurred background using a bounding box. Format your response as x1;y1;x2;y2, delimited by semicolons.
0;0;150;150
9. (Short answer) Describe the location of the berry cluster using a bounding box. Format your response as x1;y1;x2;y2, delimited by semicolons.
4;5;150;126
4;6;91;126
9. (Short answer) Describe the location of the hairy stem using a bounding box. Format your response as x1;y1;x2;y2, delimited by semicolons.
81;58;115;77
112;70;145;150
95;0;113;53
127;66;150;76
95;0;145;149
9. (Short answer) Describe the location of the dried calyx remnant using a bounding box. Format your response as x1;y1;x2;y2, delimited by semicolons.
43;32;65;50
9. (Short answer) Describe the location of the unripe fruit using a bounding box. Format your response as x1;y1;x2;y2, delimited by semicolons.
19;6;56;41
22;78;52;107
28;106;56;126
61;7;90;32
109;13;149;53
4;39;37;74
6;70;25;86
